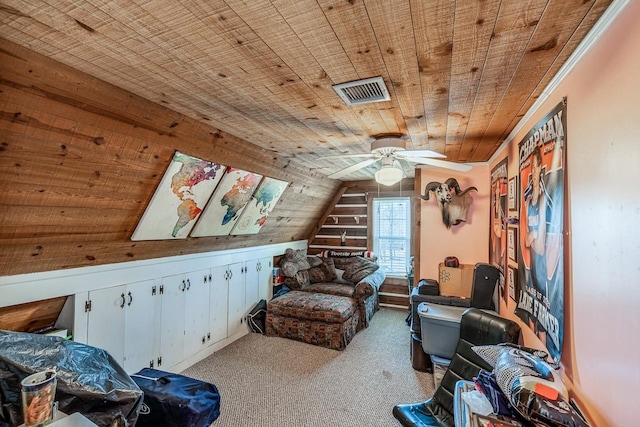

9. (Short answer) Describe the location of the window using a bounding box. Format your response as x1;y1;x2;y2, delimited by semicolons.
372;197;411;277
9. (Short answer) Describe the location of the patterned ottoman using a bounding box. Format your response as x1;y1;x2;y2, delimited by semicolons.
266;291;360;350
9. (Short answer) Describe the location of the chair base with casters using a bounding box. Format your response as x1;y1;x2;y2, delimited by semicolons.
393;308;521;427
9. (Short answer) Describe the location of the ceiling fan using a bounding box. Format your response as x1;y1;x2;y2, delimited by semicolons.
323;134;472;184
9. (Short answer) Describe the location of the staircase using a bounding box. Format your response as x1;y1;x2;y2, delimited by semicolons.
308;190;369;253
307;181;414;310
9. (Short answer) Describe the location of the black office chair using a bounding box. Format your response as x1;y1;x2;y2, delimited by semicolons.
393;308;521;427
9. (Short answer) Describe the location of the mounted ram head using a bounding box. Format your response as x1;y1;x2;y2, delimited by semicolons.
419;178;478;228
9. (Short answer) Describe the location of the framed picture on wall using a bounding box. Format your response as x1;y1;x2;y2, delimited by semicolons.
507;226;518;263
508;176;518;211
508;266;518;301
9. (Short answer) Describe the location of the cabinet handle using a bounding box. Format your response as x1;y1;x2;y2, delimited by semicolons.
180;280;186;292
186;279;191;290
119;293;126;308
209;274;212;282
204;274;207;282
127;291;133;306
201;336;206;344
229;270;233;279
207;332;211;341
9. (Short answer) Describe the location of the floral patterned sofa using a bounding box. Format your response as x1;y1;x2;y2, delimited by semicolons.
265;249;385;350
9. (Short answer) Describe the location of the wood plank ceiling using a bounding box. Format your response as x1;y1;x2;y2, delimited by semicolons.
0;0;613;181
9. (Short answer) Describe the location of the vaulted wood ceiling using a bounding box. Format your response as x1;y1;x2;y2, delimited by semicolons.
0;0;612;180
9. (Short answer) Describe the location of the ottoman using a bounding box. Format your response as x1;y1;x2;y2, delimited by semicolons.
266;291;360;350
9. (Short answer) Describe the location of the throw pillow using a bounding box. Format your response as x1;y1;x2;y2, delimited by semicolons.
307;256;323;268
307;257;338;284
283;270;311;290
342;257;379;283
279;248;311;277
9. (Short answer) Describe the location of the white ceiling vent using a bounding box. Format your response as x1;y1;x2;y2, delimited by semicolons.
332;76;390;105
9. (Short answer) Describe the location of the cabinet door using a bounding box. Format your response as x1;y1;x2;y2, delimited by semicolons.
123;279;158;374
160;273;187;369
244;259;260;313
227;262;246;337
259;257;273;301
86;285;127;366
209;265;229;345
183;270;210;358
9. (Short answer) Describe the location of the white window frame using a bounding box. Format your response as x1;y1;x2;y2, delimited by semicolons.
372;197;411;278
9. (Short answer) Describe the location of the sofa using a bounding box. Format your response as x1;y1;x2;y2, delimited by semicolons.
265;249;385;350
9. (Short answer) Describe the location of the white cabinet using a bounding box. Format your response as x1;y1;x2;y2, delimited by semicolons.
226;262;246;337
83;279;159;374
159;269;209;369
259;256;273;301
245;259;260;313
209;265;229;345
246;257;273;306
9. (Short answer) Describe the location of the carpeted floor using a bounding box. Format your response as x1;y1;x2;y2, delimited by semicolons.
182;308;434;426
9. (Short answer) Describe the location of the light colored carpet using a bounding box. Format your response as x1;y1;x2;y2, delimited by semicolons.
181;308;434;426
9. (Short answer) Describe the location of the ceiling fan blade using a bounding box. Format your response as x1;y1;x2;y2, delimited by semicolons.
397;150;447;159
319;153;376;160
328;158;378;179
404;156;472;172
397;158;414;177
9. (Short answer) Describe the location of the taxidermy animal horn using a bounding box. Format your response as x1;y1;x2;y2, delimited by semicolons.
445;177;478;196
418;181;443;200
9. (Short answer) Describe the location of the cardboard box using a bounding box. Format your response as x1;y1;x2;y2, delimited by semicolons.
438;263;475;298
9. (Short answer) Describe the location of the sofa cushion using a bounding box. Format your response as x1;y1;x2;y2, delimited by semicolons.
268;291;357;323
307;256;323;268
308;257;338;283
283;270;310;290
279;248;310;277
304;282;356;298
342;257;379;283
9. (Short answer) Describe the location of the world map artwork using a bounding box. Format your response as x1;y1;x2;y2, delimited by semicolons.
190;168;263;237
220;172;262;225
170;152;226;237
231;177;288;235
131;152;226;241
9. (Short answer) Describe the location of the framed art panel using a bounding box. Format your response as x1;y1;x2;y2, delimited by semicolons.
131;151;226;241
231;177;288;235
507;226;518;263
508;176;518;211
191;168;263;237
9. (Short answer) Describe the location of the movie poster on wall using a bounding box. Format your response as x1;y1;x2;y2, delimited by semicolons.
490;157;508;301
515;98;566;363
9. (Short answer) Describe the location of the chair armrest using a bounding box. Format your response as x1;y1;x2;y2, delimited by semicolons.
353;268;385;299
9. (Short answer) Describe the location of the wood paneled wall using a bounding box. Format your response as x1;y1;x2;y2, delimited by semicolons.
0;39;340;277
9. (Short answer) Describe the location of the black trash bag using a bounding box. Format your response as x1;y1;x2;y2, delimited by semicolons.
131;368;220;427
0;330;143;427
246;299;268;334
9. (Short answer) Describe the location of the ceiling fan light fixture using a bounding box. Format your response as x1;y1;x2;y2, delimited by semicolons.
375;159;403;186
